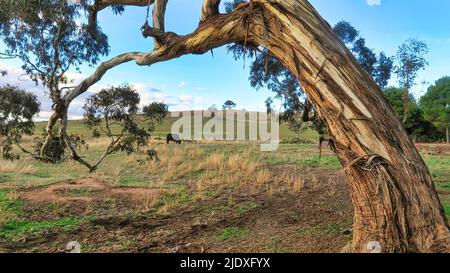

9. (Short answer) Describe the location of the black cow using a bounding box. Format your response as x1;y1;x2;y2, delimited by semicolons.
166;133;181;144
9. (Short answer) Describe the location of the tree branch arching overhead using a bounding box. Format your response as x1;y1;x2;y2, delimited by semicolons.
201;0;222;22
152;0;168;48
59;0;450;252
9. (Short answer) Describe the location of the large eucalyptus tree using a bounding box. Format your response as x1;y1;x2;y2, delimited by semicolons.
1;0;449;252
0;0;167;171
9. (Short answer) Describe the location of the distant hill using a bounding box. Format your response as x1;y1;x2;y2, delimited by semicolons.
33;111;319;143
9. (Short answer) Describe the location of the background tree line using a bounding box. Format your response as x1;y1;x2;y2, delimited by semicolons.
222;1;449;144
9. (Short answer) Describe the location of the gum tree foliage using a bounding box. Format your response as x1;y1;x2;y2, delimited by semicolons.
143;102;169;125
0;85;40;160
420;76;450;143
394;39;429;122
384;87;442;141
207;104;219;118
264;97;273;114
323;21;394;91
0;0;108;161
82;84;168;171
375;52;394;92
395;39;429;91
222;100;237;110
0;0;163;170
224;3;393;139
0;0;109;101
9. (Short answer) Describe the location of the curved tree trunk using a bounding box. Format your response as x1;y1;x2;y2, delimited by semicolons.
246;0;449;252
61;0;449;252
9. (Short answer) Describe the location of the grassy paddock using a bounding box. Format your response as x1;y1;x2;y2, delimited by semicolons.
0;118;449;250
1;139;448;210
33;113;318;141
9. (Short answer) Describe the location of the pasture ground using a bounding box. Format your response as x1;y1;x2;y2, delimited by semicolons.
0;126;449;252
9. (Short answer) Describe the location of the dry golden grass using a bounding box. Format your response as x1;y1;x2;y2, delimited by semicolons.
126;144;279;203
87;137;113;149
310;174;320;189
0;160;37;176
0;160;19;173
158;197;178;214
95;158;123;184
18;164;37;175
277;170;306;193
134;143;315;202
140;191;164;212
0;140;323;215
255;170;271;185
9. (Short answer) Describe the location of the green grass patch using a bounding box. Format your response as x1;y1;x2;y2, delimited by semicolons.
0;174;14;183
1;189;85;239
0;189;23;226
156;186;192;212
216;227;250;241
236;202;258;215
1;161;84;188
0;189;22;213
34;116;319;141
437;182;450;194
189;168;207;178
161;191;192;204
443;203;450;218
297;223;341;236
31;170;51;178
423;155;450;182
0;217;83;238
303;156;342;169
118;176;150;187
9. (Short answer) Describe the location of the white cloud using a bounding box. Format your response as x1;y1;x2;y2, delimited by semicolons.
131;83;172;106
194;86;206;91
172;94;207;111
1;62;214;118
64;71;108;94
34;111;54;122
194;97;203;104
178;94;194;104
366;0;381;6
0;62;181;120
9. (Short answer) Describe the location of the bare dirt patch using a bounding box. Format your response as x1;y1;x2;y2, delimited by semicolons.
416;143;450;155
19;178;167;204
1;167;353;253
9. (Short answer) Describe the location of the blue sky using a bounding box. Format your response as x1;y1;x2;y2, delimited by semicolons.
1;0;449;120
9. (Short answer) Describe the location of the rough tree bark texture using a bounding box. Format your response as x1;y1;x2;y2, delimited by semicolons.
248;0;450;253
62;0;449;252
152;0;168;48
